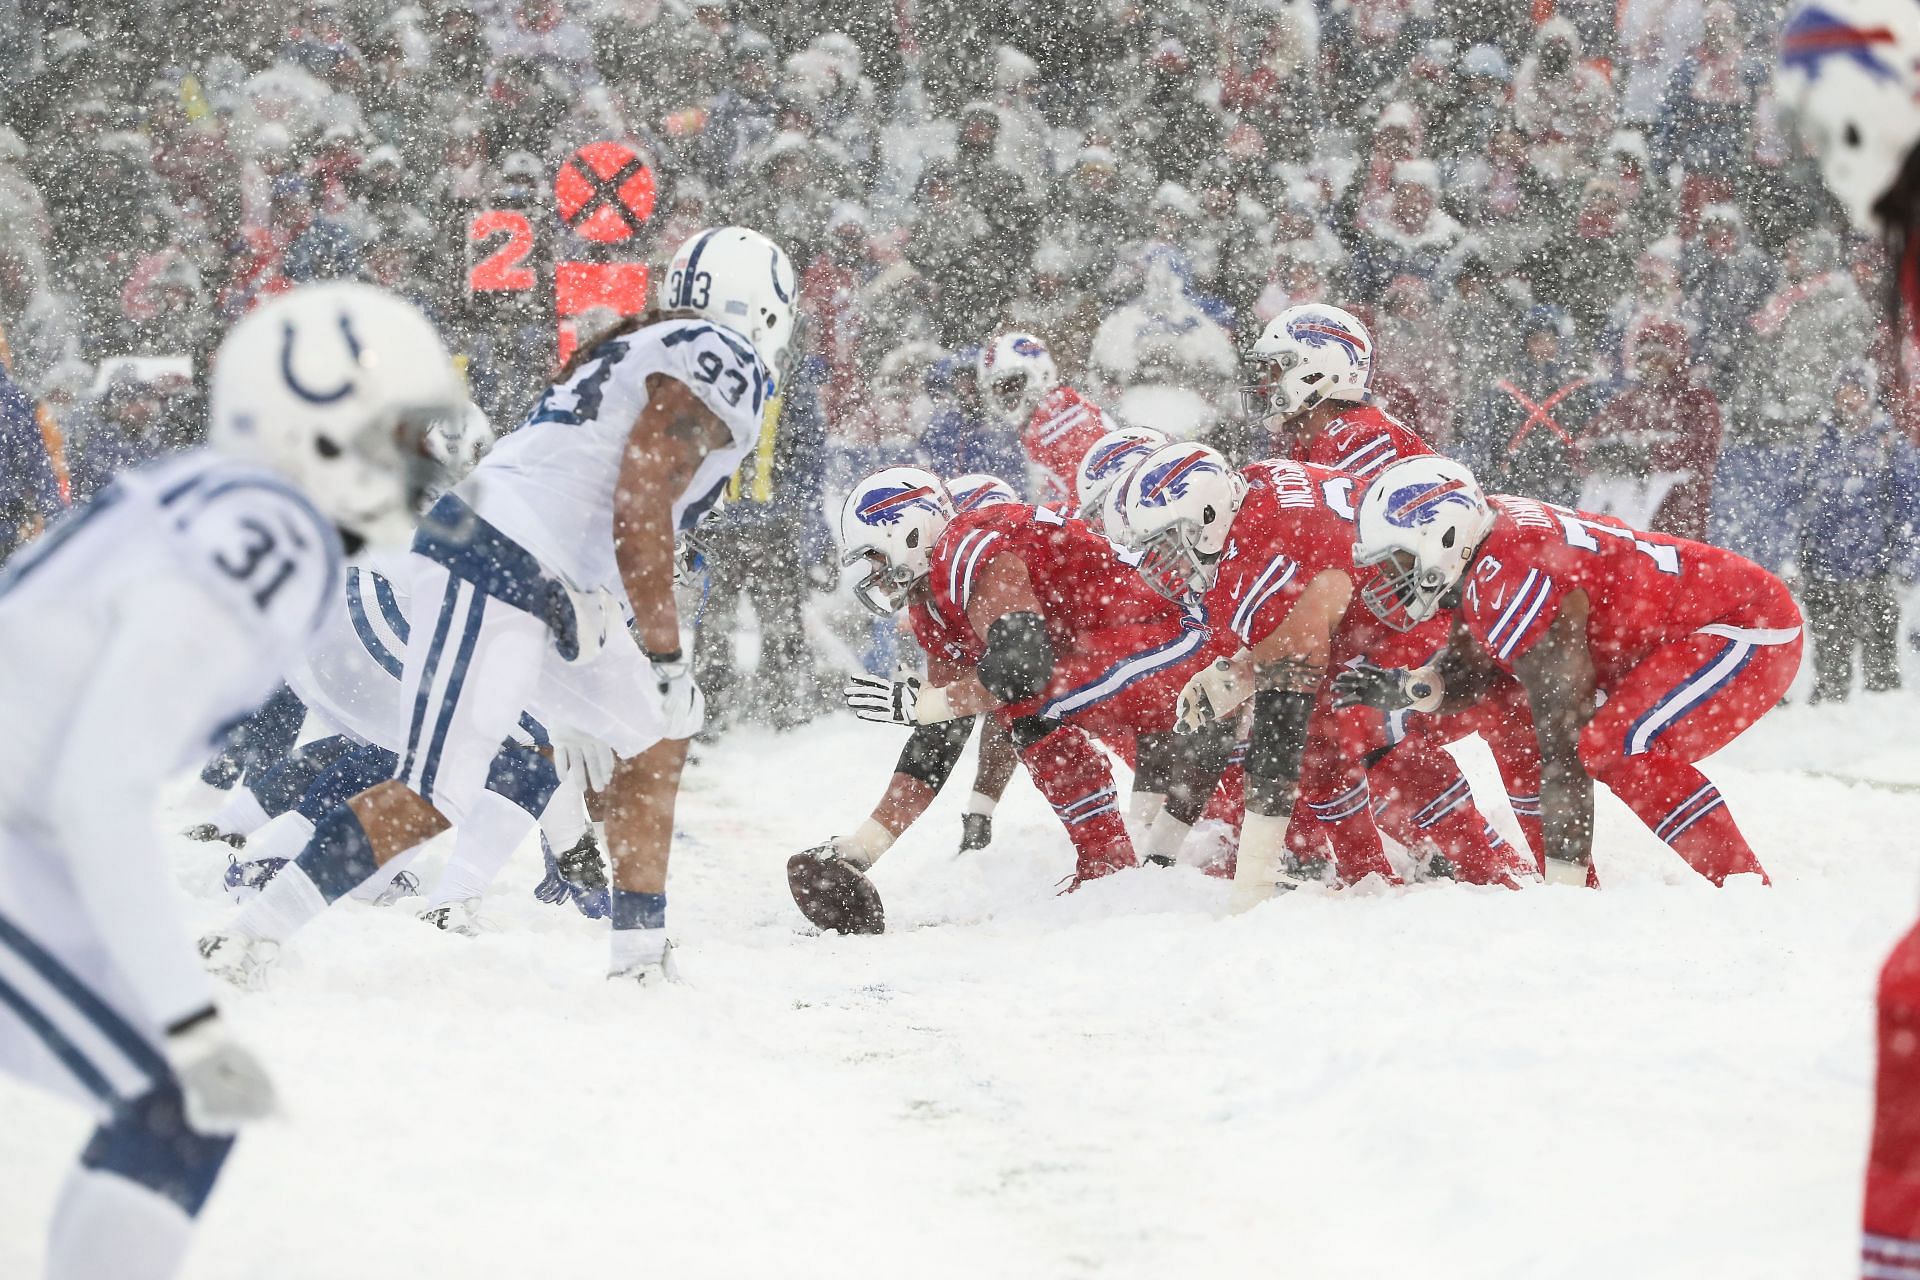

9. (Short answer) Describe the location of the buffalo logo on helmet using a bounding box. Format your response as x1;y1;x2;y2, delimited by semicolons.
1137;451;1218;508
856;483;942;526
1010;335;1047;359
950;476;1016;512
1085;437;1154;479
1780;7;1901;83
1286;312;1368;367
1383;479;1474;530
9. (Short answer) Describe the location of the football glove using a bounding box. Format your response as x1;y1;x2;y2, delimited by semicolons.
551;728;616;792
165;1010;277;1134
651;650;705;741
1329;660;1444;714
1175;654;1255;735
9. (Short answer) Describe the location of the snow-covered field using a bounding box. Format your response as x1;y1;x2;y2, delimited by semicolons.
3;688;1916;1278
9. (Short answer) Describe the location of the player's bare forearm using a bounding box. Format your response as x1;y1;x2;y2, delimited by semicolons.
1434;623;1502;714
1537;753;1596;868
1248;568;1349;677
615;374;728;655
1514;596;1599;872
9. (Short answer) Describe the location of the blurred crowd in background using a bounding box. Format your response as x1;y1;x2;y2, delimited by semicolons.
2;0;1917;722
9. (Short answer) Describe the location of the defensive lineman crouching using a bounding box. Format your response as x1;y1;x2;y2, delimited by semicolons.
789;467;1236;933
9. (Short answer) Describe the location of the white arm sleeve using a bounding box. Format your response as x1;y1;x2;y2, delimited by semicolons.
45;575;265;1032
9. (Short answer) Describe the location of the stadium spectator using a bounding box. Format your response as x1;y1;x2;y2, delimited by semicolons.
1796;363;1920;703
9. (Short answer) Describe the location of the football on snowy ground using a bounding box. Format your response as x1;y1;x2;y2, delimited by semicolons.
787;848;885;935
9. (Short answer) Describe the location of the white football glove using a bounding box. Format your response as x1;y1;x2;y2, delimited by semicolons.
1175;653;1255;735
164;1010;277;1134
844;674;959;726
845;672;922;725
550;727;617;792
652;651;705;740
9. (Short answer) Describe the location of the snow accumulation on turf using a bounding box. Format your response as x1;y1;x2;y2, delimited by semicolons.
3;692;1915;1279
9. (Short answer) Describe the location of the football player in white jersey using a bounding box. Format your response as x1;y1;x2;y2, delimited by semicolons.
204;225;797;984
0;280;461;1280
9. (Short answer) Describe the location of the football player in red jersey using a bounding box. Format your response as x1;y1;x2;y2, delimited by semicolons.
978;331;1119;507
1776;7;1920;1263
1242;303;1432;479
1350;455;1801;888
1107;443;1535;907
936;472;1020;852
1240;301;1549;863
787;467;1237;931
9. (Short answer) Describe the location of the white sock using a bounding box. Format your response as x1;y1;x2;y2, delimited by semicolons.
1231;813;1291;912
539;771;591;849
837;818;895;871
347;845;422;903
47;1168;192;1280
231;862;327;944
1128;790;1166;829
609;925;668;971
242;812;315;867
210;788;269;838
1146;813;1193;863
425;791;535;910
964;791;998;818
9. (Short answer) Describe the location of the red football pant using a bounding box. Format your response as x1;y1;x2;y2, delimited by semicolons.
1578;621;1801;885
1424;677;1546;868
1865;920;1920;1275
1367;736;1536;888
1291;694;1527;887
1005;719;1135;883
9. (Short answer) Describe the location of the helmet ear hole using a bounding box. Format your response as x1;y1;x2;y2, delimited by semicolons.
1202;504;1216;525
906;529;920;548
1442;528;1456;548
315;436;342;459
1845;122;1862;148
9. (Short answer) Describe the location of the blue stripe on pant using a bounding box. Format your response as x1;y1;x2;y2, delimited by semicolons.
419;589;488;803
1625;639;1755;758
1039;626;1207;720
400;576;463;787
0;907;168;1099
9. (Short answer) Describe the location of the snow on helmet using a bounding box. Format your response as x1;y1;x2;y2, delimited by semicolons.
837;465;955;615
1776;1;1920;234
1107;442;1247;603
976;331;1060;421
1074;425;1168;524
1353;455;1496;632
948;472;1020;512
661;224;800;381
208;281;463;549
1242;303;1373;426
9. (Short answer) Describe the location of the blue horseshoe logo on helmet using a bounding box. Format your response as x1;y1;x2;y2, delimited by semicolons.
281;314;365;404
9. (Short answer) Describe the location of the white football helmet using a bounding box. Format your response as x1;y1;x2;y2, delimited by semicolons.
976;331;1060;421
948;472;1020;512
1108;442;1247;603
208;281;463;549
1074;425;1168;523
838;466;956;615
1242;303;1373;427
1776;1;1920;233
1353;456;1497;632
661;225;800;381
